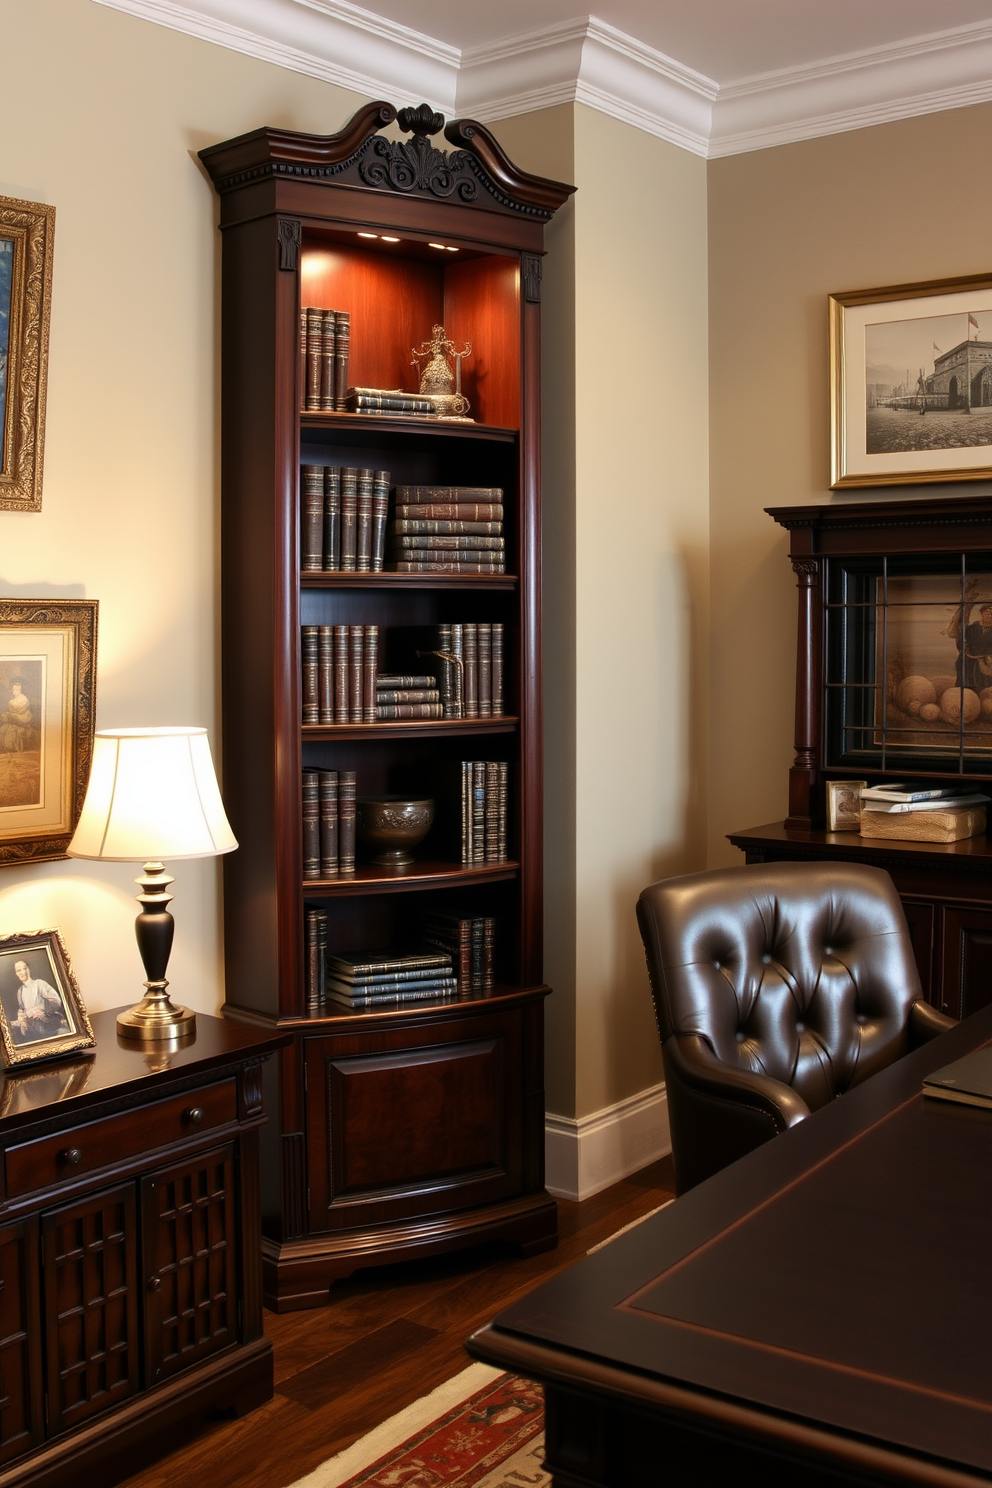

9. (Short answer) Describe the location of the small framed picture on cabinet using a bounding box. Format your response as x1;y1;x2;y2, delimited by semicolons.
826;780;866;832
0;929;95;1067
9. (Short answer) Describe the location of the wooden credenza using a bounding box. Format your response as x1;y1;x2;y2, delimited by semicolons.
0;1009;286;1488
729;822;992;1022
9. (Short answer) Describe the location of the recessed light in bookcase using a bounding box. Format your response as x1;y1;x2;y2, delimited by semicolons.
428;243;459;252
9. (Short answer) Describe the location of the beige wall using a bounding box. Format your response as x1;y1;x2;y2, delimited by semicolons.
494;106;710;1119
0;0;366;1015
707;103;992;868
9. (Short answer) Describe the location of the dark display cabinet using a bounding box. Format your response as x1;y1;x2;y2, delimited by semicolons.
199;103;573;1310
730;493;992;1021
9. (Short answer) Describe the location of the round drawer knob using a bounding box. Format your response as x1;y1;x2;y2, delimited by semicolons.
184;1107;203;1126
147;1276;162;1293
59;1148;82;1167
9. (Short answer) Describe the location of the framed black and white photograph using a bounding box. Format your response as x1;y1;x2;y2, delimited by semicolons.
0;195;54;513
826;779;866;832
830;273;992;488
0;929;95;1067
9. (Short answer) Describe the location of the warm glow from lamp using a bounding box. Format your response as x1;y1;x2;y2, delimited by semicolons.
67;727;236;1040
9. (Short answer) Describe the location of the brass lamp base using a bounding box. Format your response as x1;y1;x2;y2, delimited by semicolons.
116;861;198;1041
117;983;196;1040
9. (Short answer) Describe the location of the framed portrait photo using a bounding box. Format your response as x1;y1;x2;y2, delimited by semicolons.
830;272;992;488
0;196;54;513
0;930;95;1067
826;779;866;832
0;600;97;866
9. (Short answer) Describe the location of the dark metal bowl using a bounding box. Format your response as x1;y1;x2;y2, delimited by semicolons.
355;796;435;867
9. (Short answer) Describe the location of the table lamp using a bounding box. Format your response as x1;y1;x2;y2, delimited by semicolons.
67;726;237;1040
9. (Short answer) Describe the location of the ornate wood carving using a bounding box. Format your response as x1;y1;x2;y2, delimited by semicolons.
199;102;575;222
277;218;301;271
0;196;54;513
240;1058;265;1120
522;256;542;304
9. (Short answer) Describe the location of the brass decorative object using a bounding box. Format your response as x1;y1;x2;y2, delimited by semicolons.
412;325;473;421
356;796;434;866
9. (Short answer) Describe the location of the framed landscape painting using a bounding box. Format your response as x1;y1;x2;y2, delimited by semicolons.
0;196;54;513
830;272;992;488
0;601;97;865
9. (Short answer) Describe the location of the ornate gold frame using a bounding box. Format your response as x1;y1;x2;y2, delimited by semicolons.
830;272;992;489
0;929;95;1068
0;196;54;512
0;600;97;865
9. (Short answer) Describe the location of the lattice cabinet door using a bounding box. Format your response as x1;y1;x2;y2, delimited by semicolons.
0;1217;43;1463
41;1183;140;1436
140;1144;238;1386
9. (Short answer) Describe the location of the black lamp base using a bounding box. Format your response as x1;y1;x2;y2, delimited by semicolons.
116;862;197;1041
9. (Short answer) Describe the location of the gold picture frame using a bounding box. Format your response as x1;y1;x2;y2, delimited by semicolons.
826;780;866;832
830;272;992;488
0;600;97;865
0;929;95;1068
0;196;54;512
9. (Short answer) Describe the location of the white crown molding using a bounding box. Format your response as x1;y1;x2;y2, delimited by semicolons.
89;1;992;160
90;0;458;112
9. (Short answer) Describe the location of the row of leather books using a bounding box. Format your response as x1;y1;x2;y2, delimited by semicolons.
454;760;509;864
301;465;390;572
303;938;458;1011
302;625;378;725
414;623;505;718
302;770;357;879
300;307;350;412
420;912;496;993
388;485;506;573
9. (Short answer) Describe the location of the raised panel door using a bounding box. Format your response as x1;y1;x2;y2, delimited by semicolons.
899;899;935;1005
0;1217;43;1463
42;1183;139;1436
141;1145;238;1386
939;906;992;1020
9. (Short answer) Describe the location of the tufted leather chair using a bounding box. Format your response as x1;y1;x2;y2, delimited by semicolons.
637;861;955;1195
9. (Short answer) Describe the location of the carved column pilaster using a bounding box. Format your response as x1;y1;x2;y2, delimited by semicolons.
785;556;823;829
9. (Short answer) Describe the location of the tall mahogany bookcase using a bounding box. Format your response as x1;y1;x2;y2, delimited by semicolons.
730;493;992;1026
200;103;574;1310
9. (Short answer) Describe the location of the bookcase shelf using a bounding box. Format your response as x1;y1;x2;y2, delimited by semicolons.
201;100;573;1309
303;859;520;896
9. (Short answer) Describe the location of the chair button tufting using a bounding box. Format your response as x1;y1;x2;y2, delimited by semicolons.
736;1031;746;1043
714;960;721;970
796;1022;805;1034
761;953;771;965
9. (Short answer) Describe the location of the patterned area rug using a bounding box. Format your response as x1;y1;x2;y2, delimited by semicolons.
288;1365;547;1488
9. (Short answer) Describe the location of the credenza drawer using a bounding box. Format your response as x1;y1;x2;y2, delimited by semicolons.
5;1078;238;1198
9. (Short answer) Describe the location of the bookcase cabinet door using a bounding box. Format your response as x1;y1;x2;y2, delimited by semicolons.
0;1217;43;1463
305;1008;524;1234
141;1145;239;1386
938;905;992;1021
42;1183;139;1437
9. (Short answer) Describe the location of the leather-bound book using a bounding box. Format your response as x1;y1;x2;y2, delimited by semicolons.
376;689;440;704
393;520;503;537
497;761;509;860
324;949;451;978
421;914;473;991
323;465;341;570
450;625;464;717
362;624;378;722
393;559;506;573
482;916;496;989
491;624;504;715
477;624;492;718
305;908;327;1007
338;771;357;874
371;470;390;572
302;771;321;879
299;307;308;412
434;623;455;718
485;761;500;862
376;703;444;719
340;467;358;570
333;625;350;723
376;674;437;688
395;503;504;522
318;625;334;725
463;624;478;719
301;626;319;723
345;390;435;414
394;485;503;504
472;762;486;864
349;626;364;723
320;309;337;412
356;468;373;572
334;311;350;411
305;307;323;412
301;464;325;572
319;770;338;877
389;534;505;552
461;761;471;864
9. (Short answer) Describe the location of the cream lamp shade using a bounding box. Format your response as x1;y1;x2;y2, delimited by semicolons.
67;727;237;862
67;727;236;1041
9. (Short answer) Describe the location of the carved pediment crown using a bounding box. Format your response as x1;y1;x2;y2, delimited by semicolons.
199;101;575;220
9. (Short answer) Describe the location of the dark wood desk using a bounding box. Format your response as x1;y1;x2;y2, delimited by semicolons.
0;1010;288;1488
469;1005;992;1487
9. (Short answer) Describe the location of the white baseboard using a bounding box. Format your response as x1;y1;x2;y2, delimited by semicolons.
545;1082;670;1202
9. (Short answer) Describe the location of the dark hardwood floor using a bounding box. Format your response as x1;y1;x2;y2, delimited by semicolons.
118;1156;675;1488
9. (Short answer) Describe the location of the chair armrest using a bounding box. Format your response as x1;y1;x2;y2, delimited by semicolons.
909;999;956;1047
667;1035;812;1132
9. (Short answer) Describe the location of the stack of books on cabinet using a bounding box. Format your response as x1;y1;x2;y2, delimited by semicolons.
303;918;496;1010
388;486;505;573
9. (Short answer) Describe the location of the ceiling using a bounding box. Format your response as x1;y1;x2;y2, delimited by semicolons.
95;0;992;156
349;0;992;88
